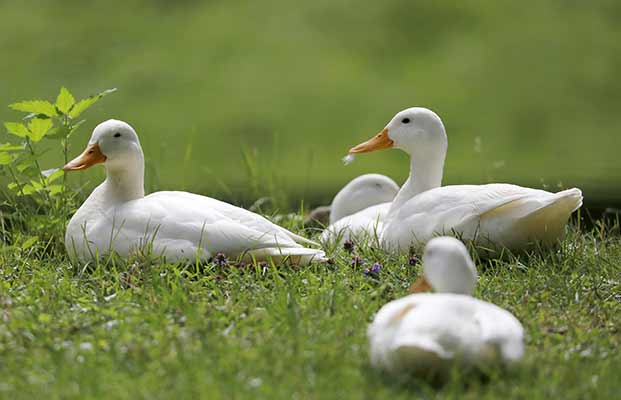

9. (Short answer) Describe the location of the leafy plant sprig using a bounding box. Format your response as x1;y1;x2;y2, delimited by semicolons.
1;87;116;251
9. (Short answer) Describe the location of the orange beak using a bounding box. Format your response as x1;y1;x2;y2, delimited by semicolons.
409;276;433;294
349;128;394;154
63;143;106;171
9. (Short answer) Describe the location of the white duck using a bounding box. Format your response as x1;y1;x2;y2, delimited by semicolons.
345;107;582;252
368;237;524;375
64;120;325;264
318;174;399;242
329;174;399;224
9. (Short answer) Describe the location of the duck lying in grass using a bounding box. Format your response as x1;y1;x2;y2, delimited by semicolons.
368;237;524;376
63;120;326;265
308;173;398;231
328;173;399;225
324;107;583;252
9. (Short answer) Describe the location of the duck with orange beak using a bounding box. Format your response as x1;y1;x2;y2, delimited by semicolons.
323;107;582;252
64;119;326;264
367;237;524;375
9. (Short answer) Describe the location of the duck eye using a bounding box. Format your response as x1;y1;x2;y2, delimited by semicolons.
114;132;121;138
401;118;411;124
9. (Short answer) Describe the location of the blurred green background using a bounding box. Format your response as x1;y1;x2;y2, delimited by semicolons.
2;0;620;209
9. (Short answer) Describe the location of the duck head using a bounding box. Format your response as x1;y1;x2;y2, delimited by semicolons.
410;237;477;295
64;119;143;173
349;107;447;159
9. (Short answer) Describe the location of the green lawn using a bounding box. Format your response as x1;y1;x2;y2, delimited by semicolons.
0;219;619;399
1;1;621;398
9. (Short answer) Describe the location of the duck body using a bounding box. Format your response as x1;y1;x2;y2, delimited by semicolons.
368;236;524;375
345;107;582;252
65;120;325;264
320;202;389;243
320;174;399;243
368;293;524;373
66;189;322;263
381;183;583;252
329;174;399;224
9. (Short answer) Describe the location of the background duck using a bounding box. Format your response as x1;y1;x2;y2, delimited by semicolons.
346;107;583;252
64;120;326;265
368;237;524;376
315;174;398;242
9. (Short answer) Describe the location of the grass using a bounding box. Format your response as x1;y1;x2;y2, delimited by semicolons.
1;2;620;397
0;215;619;399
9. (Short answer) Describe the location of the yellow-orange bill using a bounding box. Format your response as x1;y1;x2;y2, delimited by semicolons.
348;128;394;154
63;143;106;171
409;276;433;294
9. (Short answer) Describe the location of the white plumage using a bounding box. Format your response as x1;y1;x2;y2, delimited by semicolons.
64;120;325;264
321;174;399;243
368;237;524;374
327;107;582;252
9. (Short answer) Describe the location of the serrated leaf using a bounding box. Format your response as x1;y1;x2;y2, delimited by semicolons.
16;160;34;173
56;87;75;114
69;88;117;118
4;122;30;138
0;143;24;152
44;125;67;140
9;100;58;117
28;180;44;191
22;184;36;195
0;152;15;165
27;118;53;142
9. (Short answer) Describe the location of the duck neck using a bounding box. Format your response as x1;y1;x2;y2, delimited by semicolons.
100;152;145;203
389;150;445;214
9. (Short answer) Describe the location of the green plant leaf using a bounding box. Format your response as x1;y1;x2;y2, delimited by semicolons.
27;118;53;142
22;183;36;195
56;87;75;114
28;180;44;191
47;184;63;196
44;126;67;140
9;100;58;117
69;88;117;118
0;143;24;152
4;122;30;138
0;152;16;165
68;119;87;136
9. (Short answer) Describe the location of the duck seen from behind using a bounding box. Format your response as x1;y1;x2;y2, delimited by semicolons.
329;174;399;225
64;120;325;264
335;107;582;252
317;174;398;241
368;237;524;375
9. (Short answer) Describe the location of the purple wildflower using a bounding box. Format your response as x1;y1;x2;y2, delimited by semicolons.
213;252;228;267
370;262;381;274
351;255;363;268
364;262;381;277
409;255;419;266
